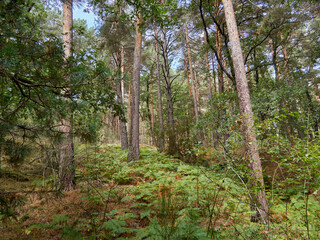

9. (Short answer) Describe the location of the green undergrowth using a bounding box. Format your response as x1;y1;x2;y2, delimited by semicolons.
19;144;320;239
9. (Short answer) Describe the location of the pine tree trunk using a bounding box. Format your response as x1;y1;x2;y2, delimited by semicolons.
154;24;165;152
161;26;176;155
150;73;155;146
121;46;126;102
222;0;269;224
127;16;142;161
59;0;75;191
194;69;201;115
270;38;281;82
128;72;131;134
184;24;200;121
216;30;224;94
146;69;155;145
204;31;213;101
182;44;194;108
117;47;128;150
211;54;217;94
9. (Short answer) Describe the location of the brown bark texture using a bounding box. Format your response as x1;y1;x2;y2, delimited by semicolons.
154;24;165;152
127;16;142;161
222;0;269;223
216;30;224;94
161;26;176;155
59;0;75;191
150;75;155;146
184;24;200;121
182;45;193;106
211;54;217;93
117;46;128;150
204;31;213;101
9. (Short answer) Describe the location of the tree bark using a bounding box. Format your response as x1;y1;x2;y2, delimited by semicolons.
117;46;128;150
127;16;142;161
121;46;126;102
222;0;269;223
270;38;281;82
150;74;155;146
161;26;176;155
216;30;224;94
182;44;193;107
154;24;165;152
204;31;213;101
211;54;217;94
59;0;75;191
194;69;201;114
184;24;200;121
128;72;131;134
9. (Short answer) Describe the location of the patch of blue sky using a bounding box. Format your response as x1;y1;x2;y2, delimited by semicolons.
74;4;96;29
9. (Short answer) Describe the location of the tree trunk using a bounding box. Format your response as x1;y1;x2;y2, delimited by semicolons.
194;69;201;114
182;44;194;108
154;24;165;152
146;68;155;146
127;16;142;161
59;0;75;191
222;0;269;224
121;46;126;103
128;72;131;134
270;38;281;82
216;30;224;94
117;47;128;150
184;24;200;121
211;54;217;94
161;26;176;155
150;74;155;146
204;31;213;101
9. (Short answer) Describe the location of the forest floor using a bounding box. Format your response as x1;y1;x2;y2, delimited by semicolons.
0;144;319;239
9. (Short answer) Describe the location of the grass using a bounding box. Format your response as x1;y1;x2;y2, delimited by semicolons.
0;144;320;239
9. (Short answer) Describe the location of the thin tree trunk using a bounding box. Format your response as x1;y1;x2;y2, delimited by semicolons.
204;31;213;101
194;69;201;115
253;48;259;85
146;68;155;146
281;34;291;86
150;74;155;146
214;0;224;94
121;46;125;102
222;0;269;224
154;24;165;152
59;0;75;191
128;72;131;134
270;38;281;82
161;26;176;155
127;15;142;161
211;54;217;93
216;30;224;94
184;24;200;121
210;54;219;148
117;47;128;150
182;44;193;107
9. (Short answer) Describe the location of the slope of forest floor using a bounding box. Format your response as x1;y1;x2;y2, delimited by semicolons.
1;144;320;239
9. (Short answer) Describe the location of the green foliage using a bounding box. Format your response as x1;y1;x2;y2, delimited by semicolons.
12;144;320;239
137;209;209;240
262;134;320;197
0;0;121;168
3;140;31;166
